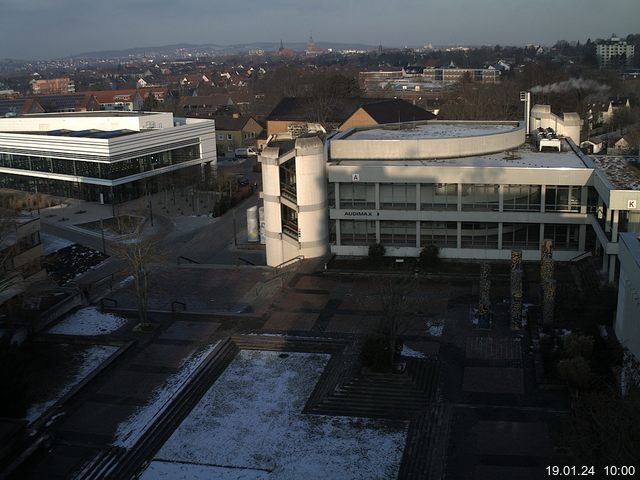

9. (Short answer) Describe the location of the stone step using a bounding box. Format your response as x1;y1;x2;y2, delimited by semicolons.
398;403;452;480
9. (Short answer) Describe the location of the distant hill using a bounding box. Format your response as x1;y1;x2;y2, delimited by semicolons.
70;41;378;59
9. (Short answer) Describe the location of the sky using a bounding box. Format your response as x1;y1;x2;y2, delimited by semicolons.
1;0;639;60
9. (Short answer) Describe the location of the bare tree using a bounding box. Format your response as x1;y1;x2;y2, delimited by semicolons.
361;275;427;368
111;214;164;327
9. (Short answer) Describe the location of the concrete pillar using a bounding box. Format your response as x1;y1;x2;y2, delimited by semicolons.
375;183;380;210
498;184;504;212
457;221;462;249
335;219;341;246
606;208;612;233
375;220;381;243
260;146;285;267
612;210;620;241
609;255;617;283
498;223;503;250
580;186;588;214
602;252;609;273
539;223;545;257
578;224;586;251
416;221;420;248
335;182;341;209
540;185;546;213
457;183;462;211
415;184;420;211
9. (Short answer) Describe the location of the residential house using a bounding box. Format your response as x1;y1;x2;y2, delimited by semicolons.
214;115;263;156
83;89;144;111
30;77;75;95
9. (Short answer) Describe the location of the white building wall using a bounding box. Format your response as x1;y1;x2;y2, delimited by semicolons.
615;234;640;361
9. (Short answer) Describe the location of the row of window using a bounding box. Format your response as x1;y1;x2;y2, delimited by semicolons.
0;145;199;180
336;220;580;250
332;183;582;213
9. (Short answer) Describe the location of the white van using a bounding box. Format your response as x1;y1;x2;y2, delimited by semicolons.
234;147;257;158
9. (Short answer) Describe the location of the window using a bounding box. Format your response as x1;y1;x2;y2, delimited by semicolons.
341;220;376;245
380;221;416;246
327;182;336;208
503;185;541;211
227;134;233;140
461;184;500;211
544;224;579;250
421;183;457;210
502;223;540;249
461;222;499;248
52;158;76;175
545;186;580;212
420;221;457;247
217;134;224;140
339;183;375;209
380;183;416;210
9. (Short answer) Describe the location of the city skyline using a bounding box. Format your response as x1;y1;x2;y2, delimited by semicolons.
1;0;639;60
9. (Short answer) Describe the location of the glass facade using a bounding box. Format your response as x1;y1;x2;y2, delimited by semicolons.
339;183;375;209
380;220;416;246
503;185;541;211
421;183;457;210
0;144;199;181
380;183;416;210
545;186;581;212
461;184;500;211
461;222;500;248
544;223;580;250
420;221;457;247
502;223;540;249
340;220;376;245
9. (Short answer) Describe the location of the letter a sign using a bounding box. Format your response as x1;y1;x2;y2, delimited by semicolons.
352;173;360;182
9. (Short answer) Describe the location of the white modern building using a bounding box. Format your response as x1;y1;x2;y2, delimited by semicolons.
259;105;640;286
0;111;216;203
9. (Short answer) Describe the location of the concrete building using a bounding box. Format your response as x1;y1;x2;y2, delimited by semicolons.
596;35;635;68
30;77;75;95
0;215;45;307
616;233;640;365
259;106;640;287
0;111;216;203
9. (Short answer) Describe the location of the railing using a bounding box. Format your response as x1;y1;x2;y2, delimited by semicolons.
255;255;304;296
177;255;200;265
275;255;304;270
570;251;593;263
280;184;297;202
282;222;298;240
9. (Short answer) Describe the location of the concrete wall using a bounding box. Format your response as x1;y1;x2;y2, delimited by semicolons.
331;123;525;160
530;105;582;144
338;109;376;131
615;233;640;361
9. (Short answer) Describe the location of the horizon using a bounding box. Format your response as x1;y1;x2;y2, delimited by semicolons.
1;0;638;60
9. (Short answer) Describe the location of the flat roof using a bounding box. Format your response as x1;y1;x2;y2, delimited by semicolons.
330;143;588;169
345;122;518;140
592;156;640;190
23;128;139;139
16;111;158;118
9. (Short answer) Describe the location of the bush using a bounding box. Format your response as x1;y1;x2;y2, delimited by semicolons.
368;243;386;265
563;335;595;359
419;243;440;269
557;355;592;389
360;335;391;372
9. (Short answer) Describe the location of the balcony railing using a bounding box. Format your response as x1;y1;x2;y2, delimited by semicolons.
280;184;297;202
282;221;299;240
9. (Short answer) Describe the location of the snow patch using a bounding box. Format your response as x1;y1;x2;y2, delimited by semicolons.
113;341;220;448
48;307;127;336
401;346;426;358
41;233;74;255
143;350;407;480
25;345;117;423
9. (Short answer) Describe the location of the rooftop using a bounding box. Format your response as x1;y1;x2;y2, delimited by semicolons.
592;156;640;190
345;122;518;140
15;111;157;118
330;142;589;169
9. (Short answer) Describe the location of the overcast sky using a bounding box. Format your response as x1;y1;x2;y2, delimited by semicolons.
1;0;639;59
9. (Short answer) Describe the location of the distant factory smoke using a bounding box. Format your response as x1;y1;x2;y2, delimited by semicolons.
530;78;609;94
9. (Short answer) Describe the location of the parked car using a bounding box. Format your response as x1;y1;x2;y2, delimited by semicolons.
234;147;257;158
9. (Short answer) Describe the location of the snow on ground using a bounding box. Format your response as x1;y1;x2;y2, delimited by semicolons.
40;233;74;255
140;350;407;480
401;345;426;358
48;307;127;336
25;345;117;423
113;342;220;448
426;320;444;337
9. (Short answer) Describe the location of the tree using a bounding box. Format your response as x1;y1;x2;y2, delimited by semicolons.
111;215;164;327
419;243;440;270
367;243;385;266
361;276;427;369
142;93;159;111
